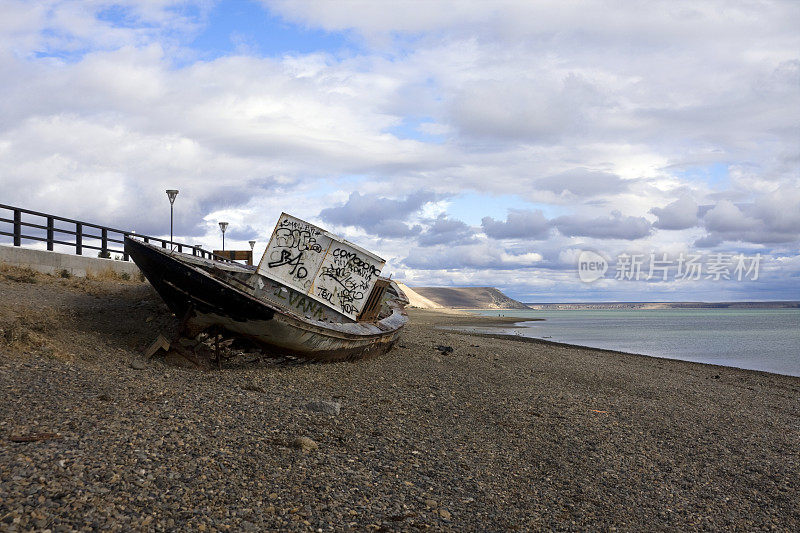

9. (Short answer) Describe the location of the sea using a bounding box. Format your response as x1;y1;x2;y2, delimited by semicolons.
464;308;800;377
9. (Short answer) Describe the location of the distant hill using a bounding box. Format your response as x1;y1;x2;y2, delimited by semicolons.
409;286;528;309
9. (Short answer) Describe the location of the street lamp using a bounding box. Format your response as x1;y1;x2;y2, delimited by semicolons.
166;189;178;250
248;240;256;265
219;221;229;251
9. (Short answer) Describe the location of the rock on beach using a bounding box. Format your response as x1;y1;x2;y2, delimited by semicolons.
292;436;319;451
305;400;341;415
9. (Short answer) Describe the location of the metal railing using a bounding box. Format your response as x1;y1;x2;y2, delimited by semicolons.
0;203;234;263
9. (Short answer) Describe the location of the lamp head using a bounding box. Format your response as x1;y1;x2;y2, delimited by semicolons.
249;240;256;250
219;221;229;234
166;189;179;204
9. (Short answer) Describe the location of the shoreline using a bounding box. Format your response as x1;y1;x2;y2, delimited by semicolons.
438;307;800;379
2;276;799;530
445;326;800;380
417;309;800;382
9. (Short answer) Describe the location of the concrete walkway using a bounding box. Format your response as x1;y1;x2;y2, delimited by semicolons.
0;244;140;278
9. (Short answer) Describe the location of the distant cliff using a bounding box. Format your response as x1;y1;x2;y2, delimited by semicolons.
407;286;528;309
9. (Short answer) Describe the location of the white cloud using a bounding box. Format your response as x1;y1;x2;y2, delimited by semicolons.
536;169;630;198
553;211;653;240
704;200;755;233
482;209;550;240
651;196;700;230
0;0;798;299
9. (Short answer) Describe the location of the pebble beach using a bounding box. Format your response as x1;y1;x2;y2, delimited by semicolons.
1;269;799;531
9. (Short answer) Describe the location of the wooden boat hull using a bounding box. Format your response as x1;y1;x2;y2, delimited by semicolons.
124;237;407;361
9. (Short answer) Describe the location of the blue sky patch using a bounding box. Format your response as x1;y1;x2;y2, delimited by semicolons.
385;116;446;143
190;0;354;59
675;162;729;188
446;193;564;226
96;4;153;29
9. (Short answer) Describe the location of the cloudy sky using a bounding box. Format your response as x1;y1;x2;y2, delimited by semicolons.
1;0;799;302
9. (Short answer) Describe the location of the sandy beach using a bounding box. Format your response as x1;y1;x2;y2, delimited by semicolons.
1;269;799;530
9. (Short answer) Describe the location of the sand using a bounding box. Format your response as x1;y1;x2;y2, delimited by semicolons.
1;268;799;530
395;282;444;309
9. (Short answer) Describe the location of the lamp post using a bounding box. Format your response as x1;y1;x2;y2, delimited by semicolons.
219;221;228;251
166;189;178;250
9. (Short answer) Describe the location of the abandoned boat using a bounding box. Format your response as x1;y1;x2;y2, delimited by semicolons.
124;213;408;361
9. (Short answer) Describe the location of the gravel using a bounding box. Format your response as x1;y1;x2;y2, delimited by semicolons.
1;270;799;530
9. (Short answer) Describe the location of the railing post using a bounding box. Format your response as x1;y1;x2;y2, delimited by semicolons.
144;236;149;244
162;240;166;249
101;228;108;257
122;234;129;261
177;244;182;253
13;209;21;246
47;217;54;251
76;223;82;255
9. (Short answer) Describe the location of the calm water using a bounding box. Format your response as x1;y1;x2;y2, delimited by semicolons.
465;309;800;377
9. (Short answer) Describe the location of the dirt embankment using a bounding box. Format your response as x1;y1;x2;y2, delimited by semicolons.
0;264;174;363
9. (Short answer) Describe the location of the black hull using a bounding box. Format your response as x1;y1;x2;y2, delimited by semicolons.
124;237;406;361
125;237;274;324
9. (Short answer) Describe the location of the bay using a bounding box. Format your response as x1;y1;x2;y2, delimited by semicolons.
465;308;800;377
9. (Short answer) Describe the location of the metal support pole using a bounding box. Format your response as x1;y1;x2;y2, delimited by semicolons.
47;217;54;251
101;228;108;257
76;223;82;255
166;189;179;251
218;222;228;252
13;209;21;246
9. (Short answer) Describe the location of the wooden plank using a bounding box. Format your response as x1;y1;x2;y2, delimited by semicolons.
212;250;253;265
144;334;171;359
